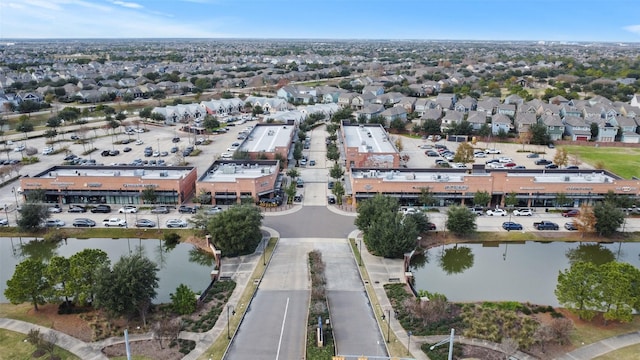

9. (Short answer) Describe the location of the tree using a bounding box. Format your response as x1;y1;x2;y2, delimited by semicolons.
286;168;300;180
4;258;49;311
597;261;640;323
418;187;438;207
439;245;475;274
332;181;345;205
366;209;419;258
453;142;474;164
556;261;601;320
329;162;344;180
17;203;49;232
593;201;625;237
575;204;596;236
16;116;34;139
555;192;570;208
326;143;340;163
445;205;477;236
170;284;197;315
518;131;532;151
207;205;263;256
141;186;158;204
355;194;400;233
473;191;491;207
69;249;110;306
553;147;569;168
203;115;220;131
45;256;72;303
504;192;518;208
529;122;551;145
95;253;159;326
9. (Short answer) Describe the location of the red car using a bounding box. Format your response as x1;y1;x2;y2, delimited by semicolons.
562;209;580;217
503;162;517;168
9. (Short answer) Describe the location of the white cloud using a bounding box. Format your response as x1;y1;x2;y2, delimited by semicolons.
623;25;640;35
111;0;143;9
0;0;228;38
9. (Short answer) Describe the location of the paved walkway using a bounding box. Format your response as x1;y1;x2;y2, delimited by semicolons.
1;205;639;360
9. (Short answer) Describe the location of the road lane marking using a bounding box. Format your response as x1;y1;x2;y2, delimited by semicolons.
275;297;290;360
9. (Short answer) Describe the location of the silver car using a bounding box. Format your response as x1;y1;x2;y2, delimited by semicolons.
166;219;187;228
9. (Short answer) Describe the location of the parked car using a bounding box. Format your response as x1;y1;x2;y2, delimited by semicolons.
485;148;501;154
526;153;540;158
68;205;87;213
474;152;486;158
296;179;304;188
533;221;559;230
172;137;180;143
178;205;197;214
135;218;157;228
545;163;558;169
486;208;507;216
48;205;62;213
44;219;65;227
151;206;170;214
135;139;144;145
425;150;439;157
565;166;579;170
42;147;54;155
123;147;132;152
502;222;523;231
170;146;179;153
513;208;533;216
498;157;513;163
469;207;484;216
535;159;552;165
166;219;188;228
309;160;316;166
103;218;127;227
118;205;138;213
426;222;437;231
90;204;112;213
0;218;8;226
73;218;96;227
564;222;578;231
204;206;223;215
562;209;580;217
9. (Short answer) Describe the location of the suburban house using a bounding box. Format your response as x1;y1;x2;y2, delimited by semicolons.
397;97;417;114
201;98;245;116
355;104;385;121
244;96;291;113
338;93;358;108
514;113;537;134
380;106;407;124
420;108;443;122
491;113;512;135
630;94;640;108
611;116;640;143
563;116;592;141
466;111;488;131
586;118;618;142
454;96;477;113
362;85;385;97
540;114;565;141
153;104;205;125
435;93;456;110
497;103;516;117
476;97;500;115
351;93;376;110
504;94;524;106
415;98;437;115
440;111;464;132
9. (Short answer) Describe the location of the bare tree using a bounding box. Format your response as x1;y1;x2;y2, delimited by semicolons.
549;318;574;345
152;318;182;349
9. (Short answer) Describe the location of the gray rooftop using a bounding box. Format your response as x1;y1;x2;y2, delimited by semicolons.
34;166;193;180
343;125;396;153
199;161;279;183
238;124;294;153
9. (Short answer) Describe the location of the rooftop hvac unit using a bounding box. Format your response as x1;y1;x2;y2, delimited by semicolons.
113;171;120;176
159;171;168;177
564;176;570;182
134;169;145;176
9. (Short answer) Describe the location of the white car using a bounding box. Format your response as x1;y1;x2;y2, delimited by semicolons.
42;147;54;155
486;148;501;154
166;219;188;228
118;206;138;214
513;208;533;216
103;218;127;227
452;163;467;169
135;139;144;145
403;207;418;215
498;157;513;163
486;208;508;216
474;152;486;158
48;206;62;213
44;219;65;227
13;145;26;152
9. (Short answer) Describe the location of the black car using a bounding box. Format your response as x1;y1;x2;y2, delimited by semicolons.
101;150;110;157
90;204;111;213
172;137;181;143
109;149;120;156
178;205;197;214
64;154;77;161
72;218;96;227
68;205;87;213
426;222;437;231
123;147;132;152
535;159;552;165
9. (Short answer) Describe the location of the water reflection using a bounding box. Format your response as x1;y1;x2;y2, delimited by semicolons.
189;247;216;267
438;245;474;275
565;243;615;265
18;238;60;262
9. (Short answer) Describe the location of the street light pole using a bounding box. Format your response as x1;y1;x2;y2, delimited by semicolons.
262;237;267;266
429;328;455;360
358;237;362;266
227;304;235;340
407;330;412;356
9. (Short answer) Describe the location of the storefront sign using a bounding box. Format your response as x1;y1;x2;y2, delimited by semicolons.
616;186;637;192
86;183;102;188
123;184;158;188
520;187;545;190
566;187;593;191
444;185;468;191
51;182;75;187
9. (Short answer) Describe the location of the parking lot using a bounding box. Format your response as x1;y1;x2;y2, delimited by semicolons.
1;117;257;228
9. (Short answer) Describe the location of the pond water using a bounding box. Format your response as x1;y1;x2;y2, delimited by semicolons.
410;241;640;306
0;237;215;304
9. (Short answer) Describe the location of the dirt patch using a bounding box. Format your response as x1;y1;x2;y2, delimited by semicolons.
102;339;188;360
28;303;94;342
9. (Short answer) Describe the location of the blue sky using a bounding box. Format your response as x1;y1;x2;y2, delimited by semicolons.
1;0;639;42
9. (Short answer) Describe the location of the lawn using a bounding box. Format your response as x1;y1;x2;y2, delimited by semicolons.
0;329;80;360
593;343;640;360
563;145;640;179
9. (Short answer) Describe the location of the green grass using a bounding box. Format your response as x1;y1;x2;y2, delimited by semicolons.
593;343;640;360
0;329;80;360
563;145;640;179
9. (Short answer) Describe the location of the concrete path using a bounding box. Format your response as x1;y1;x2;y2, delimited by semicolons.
555;331;640;360
0;317;108;360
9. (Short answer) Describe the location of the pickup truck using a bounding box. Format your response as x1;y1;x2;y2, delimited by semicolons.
533;221;559;230
103;218;127;227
